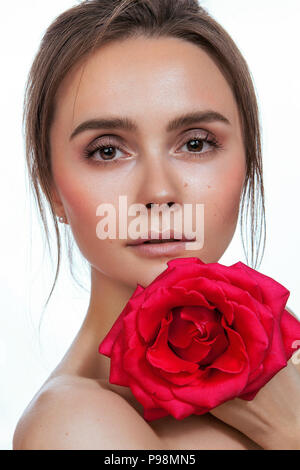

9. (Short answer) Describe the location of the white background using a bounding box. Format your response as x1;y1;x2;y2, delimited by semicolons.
0;0;299;450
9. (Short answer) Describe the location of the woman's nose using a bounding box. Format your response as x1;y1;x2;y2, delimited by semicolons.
145;201;176;209
134;154;182;210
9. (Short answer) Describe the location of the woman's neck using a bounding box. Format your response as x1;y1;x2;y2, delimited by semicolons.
83;266;136;340
68;267;136;380
47;267;137;383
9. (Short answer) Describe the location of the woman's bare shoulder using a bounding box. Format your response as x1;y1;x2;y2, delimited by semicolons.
12;374;164;450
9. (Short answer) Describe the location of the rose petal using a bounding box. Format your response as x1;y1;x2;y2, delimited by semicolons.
168;307;198;348
169;286;213;309
167;257;203;268
204;320;225;340
246;364;264;387
171;327;228;365
180;305;220;326
123;344;175;401
217;282;258;313
99;287;145;356
197;333;229;366
137;287;170;342
168;305;220;348
239;319;288;398
232;262;290;320
176;277;234;325
279;308;300;359
123;310;140;347
230;302;270;372
138;285;212;343
171;360;250;409
168;258;234;284
144;393;198;421
144;407;170;422
128;380;159;409
171;337;211;364
128;381;170;421
157;367;202;386
146;313;199;374
144;260;207;292
225;261;264;302
146;258;233;294
206;327;248;374
250;301;275;344
109;335;131;386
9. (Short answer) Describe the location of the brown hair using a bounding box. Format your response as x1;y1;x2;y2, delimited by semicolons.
23;0;266;325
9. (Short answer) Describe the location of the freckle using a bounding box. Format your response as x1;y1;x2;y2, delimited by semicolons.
65;432;69;436
207;185;211;189
184;182;188;188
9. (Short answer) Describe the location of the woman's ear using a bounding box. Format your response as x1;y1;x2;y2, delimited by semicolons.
49;180;65;219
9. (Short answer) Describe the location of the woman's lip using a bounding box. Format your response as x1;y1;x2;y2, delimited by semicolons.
127;240;196;257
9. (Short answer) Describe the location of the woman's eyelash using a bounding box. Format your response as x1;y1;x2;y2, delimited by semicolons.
182;132;223;156
82;137;126;165
82;132;223;165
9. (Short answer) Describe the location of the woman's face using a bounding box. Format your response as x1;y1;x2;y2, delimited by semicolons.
50;36;246;289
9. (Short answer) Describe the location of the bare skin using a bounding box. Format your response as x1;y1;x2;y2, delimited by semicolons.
13;36;298;450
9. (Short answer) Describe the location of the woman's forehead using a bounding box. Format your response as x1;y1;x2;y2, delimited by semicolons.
52;36;240;138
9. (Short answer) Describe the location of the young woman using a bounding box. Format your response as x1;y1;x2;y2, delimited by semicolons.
13;0;300;450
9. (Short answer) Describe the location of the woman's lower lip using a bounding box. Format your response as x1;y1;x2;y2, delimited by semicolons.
127;241;195;257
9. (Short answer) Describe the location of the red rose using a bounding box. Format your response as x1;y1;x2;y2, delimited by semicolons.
98;257;300;421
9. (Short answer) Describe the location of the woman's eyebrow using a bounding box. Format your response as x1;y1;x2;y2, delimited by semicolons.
69;109;231;141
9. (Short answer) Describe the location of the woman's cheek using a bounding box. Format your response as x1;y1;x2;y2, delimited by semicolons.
53;169;104;254
198;158;245;260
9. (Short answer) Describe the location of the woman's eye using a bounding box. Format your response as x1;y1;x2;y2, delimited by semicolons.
179;133;221;157
82;131;222;166
92;145;123;161
83;140;127;165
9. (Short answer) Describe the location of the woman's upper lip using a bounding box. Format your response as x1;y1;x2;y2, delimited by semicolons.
127;229;196;246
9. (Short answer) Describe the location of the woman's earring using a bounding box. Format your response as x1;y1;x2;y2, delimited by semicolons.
58;215;66;224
